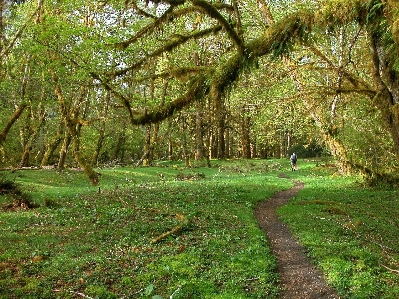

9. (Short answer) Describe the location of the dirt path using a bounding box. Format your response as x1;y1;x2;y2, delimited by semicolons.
255;176;340;299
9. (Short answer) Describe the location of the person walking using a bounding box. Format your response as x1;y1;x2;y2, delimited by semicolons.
290;152;298;171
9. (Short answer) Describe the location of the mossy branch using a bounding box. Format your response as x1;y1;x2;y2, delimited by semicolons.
191;0;245;54
111;25;222;78
114;3;220;51
130;74;207;125
208;0;379;103
150;213;188;244
99;0;385;127
132;66;210;83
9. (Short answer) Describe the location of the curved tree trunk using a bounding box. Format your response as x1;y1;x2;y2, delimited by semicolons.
18;108;45;168
51;71;98;185
91;90;110;166
110;129;126;162
0;104;27;145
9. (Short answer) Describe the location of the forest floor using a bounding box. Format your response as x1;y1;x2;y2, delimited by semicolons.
2;161;399;298
255;174;340;299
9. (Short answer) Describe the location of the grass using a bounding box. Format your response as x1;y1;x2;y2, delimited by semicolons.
280;163;399;298
0;159;290;299
1;159;399;298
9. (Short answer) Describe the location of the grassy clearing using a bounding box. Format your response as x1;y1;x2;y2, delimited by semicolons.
280;162;399;298
2;159;399;298
0;159;290;299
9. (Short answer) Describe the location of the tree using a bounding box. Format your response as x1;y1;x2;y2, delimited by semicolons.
1;0;399;183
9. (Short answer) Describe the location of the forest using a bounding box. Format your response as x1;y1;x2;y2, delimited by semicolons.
1;0;399;185
2;1;399;298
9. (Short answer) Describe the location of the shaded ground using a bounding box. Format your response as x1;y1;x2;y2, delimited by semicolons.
255;175;340;299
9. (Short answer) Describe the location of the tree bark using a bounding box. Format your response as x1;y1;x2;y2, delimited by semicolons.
180;112;190;167
195;103;205;161
142;124;152;166
51;71;98;185
241;107;251;159
110;129;126;162
0;104;27;145
41;124;63;166
215;96;226;159
18;108;45;168
58;131;71;170
369;33;399;159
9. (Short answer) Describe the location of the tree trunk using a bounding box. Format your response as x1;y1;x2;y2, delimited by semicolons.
91;128;105;166
241;108;251;159
195;103;205;161
225;124;230;158
0;103;27;145
216;100;226;159
91;90;110;166
369;33;399;159
51;71;98;185
18;108;45;168
167;118;174;161
58;131;71;170
110;129;126;162
142;124;152;166
69;122;98;185
180;112;190;167
41;124;63;166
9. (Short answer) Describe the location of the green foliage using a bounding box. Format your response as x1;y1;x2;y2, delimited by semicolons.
288;140;326;158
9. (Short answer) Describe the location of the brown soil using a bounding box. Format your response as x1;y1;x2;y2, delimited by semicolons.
255;176;340;299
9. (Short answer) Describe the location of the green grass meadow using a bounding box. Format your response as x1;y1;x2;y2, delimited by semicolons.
1;159;399;298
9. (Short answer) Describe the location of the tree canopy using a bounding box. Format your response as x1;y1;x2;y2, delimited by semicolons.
1;0;399;184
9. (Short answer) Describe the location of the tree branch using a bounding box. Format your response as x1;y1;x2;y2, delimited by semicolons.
150;213;188;244
110;25;222;78
132;66;210;83
130;74;207;125
191;0;245;54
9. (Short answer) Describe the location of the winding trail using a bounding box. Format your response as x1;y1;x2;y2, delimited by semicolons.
254;176;340;299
